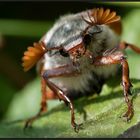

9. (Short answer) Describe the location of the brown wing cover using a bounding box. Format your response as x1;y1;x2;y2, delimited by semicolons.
22;42;46;72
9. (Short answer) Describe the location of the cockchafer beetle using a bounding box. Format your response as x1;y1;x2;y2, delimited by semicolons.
22;8;140;132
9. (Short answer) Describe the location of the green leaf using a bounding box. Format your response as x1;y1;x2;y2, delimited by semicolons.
0;19;53;38
1;8;140;138
0;75;17;118
1;77;140;138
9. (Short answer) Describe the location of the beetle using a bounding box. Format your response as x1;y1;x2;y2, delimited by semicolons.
22;8;140;132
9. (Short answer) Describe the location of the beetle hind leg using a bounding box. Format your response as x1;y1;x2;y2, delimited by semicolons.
119;41;140;54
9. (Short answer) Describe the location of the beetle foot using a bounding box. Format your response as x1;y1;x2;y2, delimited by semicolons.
121;109;134;122
24;119;34;130
73;123;83;133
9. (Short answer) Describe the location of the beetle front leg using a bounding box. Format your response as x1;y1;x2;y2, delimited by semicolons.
41;65;82;132
25;64;82;132
45;79;83;132
93;52;134;121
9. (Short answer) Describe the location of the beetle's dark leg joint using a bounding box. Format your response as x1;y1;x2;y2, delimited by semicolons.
119;41;140;54
120;56;127;60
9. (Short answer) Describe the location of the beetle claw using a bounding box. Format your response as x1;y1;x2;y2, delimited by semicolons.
121;110;134;123
24;118;34;130
121;115;131;123
73;123;83;133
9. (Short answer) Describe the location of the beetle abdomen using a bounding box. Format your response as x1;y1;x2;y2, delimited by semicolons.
65;72;105;100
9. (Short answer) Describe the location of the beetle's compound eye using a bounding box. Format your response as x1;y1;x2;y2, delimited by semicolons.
83;34;92;46
59;49;69;57
83;25;102;47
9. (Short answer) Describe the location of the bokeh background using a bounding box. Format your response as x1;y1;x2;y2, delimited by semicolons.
0;1;140;127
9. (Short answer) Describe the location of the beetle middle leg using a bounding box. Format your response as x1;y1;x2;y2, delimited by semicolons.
24;77;58;129
93;51;134;121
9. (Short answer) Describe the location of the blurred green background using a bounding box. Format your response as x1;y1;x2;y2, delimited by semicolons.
0;1;140;137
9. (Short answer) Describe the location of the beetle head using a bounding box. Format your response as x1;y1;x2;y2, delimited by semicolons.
61;25;102;65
